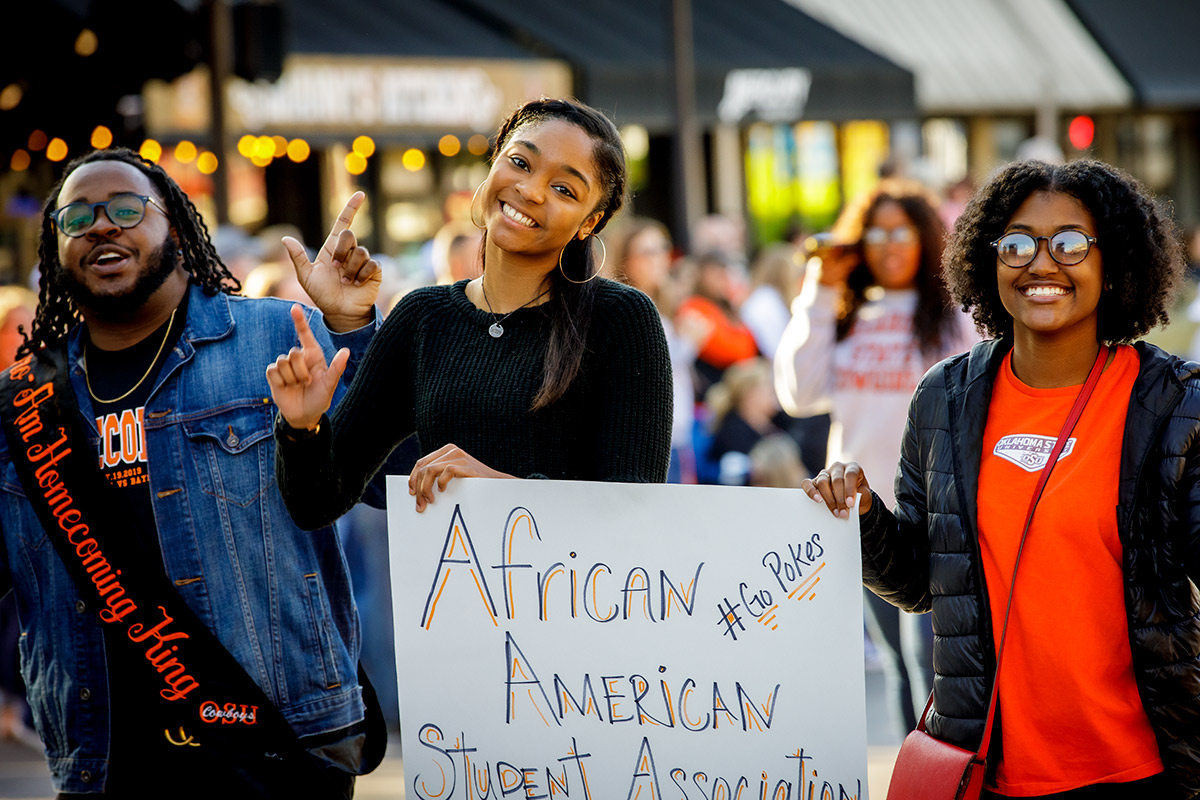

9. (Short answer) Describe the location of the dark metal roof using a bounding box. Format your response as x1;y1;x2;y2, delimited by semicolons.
283;0;548;59
1065;0;1200;108
284;0;916;128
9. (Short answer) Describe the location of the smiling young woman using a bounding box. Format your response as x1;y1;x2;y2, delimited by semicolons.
803;159;1200;797
267;98;673;525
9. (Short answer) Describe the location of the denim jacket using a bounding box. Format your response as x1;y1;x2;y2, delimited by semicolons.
0;283;377;793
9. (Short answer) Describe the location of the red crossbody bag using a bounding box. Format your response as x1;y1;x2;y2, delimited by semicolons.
886;345;1109;800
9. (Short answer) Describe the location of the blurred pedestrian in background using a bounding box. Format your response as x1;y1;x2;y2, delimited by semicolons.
610;215;699;482
704;357;786;485
775;178;976;737
748;432;807;489
430;219;483;285
268;97;673;529
741;242;804;361
678;251;759;399
0;285;38;748
805;158;1200;797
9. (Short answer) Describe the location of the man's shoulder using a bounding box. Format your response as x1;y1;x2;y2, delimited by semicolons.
222;291;303;319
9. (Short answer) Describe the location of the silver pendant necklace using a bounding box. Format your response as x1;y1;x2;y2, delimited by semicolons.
480;281;551;338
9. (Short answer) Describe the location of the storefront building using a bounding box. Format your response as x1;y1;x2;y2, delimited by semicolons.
138;0;916;259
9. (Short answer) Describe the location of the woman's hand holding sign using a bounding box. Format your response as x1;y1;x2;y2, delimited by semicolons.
802;461;873;519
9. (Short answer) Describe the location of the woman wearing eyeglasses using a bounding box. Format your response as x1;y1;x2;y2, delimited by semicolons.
775;179;977;739
805;159;1200;796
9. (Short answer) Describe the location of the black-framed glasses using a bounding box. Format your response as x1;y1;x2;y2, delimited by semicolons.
51;193;167;238
862;226;918;247
991;230;1097;268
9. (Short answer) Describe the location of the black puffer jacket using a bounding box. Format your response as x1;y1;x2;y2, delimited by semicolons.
860;339;1200;797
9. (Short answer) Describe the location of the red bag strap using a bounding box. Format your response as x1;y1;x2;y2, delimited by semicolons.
916;344;1110;755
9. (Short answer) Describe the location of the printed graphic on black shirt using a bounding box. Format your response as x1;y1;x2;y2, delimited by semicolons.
97;405;149;489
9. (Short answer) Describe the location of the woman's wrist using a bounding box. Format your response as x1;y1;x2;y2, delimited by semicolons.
275;413;322;441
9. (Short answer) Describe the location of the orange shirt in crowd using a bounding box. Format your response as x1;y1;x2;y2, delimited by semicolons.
677;296;758;369
977;346;1163;796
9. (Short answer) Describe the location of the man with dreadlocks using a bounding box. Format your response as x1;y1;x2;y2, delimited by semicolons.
0;148;385;798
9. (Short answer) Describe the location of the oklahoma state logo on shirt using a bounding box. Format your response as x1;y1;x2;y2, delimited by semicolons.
992;433;1076;473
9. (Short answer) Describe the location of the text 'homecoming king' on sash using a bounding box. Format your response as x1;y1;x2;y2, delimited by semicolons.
0;347;341;780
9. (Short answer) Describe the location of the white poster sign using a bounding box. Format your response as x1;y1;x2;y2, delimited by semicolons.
386;478;868;800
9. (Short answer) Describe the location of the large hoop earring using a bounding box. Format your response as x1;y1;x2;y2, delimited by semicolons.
558;235;606;284
470;181;486;230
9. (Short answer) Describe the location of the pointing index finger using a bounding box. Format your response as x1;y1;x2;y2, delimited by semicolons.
316;192;365;268
329;191;365;239
290;303;321;351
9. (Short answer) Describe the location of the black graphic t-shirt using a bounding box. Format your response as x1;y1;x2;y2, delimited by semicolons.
84;296;188;776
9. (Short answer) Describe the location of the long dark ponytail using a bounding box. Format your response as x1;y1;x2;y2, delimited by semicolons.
486;98;628;409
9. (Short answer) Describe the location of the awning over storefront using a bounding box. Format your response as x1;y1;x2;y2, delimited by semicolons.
789;0;1133;114
1064;0;1200;109
284;0;545;60
441;0;916;130
143;0;575;140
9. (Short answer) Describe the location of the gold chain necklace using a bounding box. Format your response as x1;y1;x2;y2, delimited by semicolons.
84;308;177;404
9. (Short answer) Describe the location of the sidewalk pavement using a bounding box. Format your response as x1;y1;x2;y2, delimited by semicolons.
0;668;903;799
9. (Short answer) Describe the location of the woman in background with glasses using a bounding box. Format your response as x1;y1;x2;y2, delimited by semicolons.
775;179;977;740
805;159;1200;796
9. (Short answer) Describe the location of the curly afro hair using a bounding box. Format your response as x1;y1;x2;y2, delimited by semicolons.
942;159;1185;343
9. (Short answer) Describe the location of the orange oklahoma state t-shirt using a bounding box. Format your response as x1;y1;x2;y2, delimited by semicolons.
977;346;1163;796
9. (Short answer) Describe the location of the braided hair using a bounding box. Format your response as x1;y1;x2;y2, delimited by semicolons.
485;98;628;409
24;148;239;356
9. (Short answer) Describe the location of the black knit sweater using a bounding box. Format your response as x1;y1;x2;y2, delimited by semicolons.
276;278;674;529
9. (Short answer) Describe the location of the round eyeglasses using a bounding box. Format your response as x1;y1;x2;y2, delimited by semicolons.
991;230;1097;268
51;193;167;238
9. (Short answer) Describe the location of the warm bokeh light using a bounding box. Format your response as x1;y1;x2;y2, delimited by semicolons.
197;152;218;174
175;140;198;163
352;135;376;158
250;153;272;168
286;139;311;162
10;150;30;172
90;125;113;149
237;134;257;158
345;152;367;175
271;135;288;157
139;139;163;163
46;138;69;162
74;29;98;57
0;84;22;111
27;130;48;151
402;148;426;171
438;135;461;157
254;135;275;161
467;134;490;156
